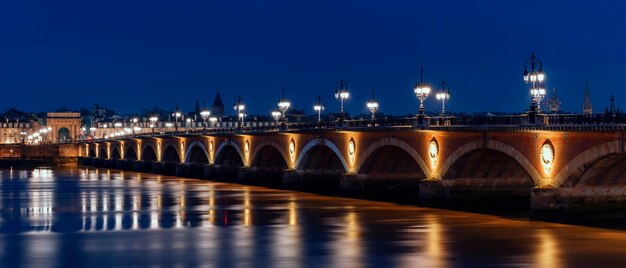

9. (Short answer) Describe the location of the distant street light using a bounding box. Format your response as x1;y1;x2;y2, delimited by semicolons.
277;88;291;123
233;95;246;132
200;100;211;130
313;95;325;123
414;67;431;115
523;53;546;124
435;80;451;115
271;110;281;125
334;78;349;116
149;115;158;135
173;105;182;132
366;88;379;121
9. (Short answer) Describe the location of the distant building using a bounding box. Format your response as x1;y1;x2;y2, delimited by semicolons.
583;81;593;115
548;88;561;113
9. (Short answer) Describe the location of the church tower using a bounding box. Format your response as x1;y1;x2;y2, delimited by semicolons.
211;91;225;118
583;81;593;115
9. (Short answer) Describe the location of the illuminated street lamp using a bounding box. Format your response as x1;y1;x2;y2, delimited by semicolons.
366;88;379;121
200;100;211;130
233;95;246;132
414;67;431;115
277;88;291;121
334;78;349;116
523;53;546;124
209;116;218;128
149;115;158;135
173;105;182;132
313;95;325;123
89;127;97;139
271;110;281;125
435;80;451;115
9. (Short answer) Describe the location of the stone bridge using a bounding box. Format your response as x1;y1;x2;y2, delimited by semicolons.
74;128;626;215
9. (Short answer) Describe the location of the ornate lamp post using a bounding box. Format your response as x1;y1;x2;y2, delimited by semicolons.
271;110;281;125
313;95;325;123
233;95;246;132
334;78;350;116
173;105;182;132
413;67;431;125
149;115;158;135
435;80;451;115
277;88;290;121
366;88;379;121
523;53;546;124
200;100;211;130
89;127;96;140
209;116;218;128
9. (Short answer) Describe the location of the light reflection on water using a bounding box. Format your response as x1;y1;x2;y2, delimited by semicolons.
1;168;626;266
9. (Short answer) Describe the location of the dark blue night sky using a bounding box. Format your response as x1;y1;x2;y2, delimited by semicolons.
1;1;625;115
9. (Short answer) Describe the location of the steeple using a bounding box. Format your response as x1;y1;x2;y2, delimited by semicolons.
583;81;592;115
211;91;224;117
194;98;200;116
610;93;616;114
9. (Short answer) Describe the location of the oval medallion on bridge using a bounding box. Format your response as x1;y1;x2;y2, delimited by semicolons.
289;139;296;162
540;140;555;175
428;138;439;168
245;140;250;155
348;137;356;164
209;140;214;154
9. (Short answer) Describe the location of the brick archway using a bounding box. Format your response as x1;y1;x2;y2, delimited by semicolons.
47;112;81;143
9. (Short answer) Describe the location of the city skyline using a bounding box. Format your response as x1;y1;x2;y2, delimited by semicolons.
1;1;626;115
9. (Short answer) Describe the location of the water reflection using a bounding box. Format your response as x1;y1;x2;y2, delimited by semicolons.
1;168;626;266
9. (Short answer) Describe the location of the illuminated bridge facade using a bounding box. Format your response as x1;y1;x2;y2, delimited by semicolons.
74;120;626;215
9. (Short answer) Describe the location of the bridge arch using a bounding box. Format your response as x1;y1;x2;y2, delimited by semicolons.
111;147;122;160
124;144;138;161
99;146;108;159
439;140;542;186
161;144;181;163
141;144;158;162
554;140;622;188
214;141;245;166
250;140;290;169
88;146;97;158
295;138;349;173
184;140;210;164
356;137;429;177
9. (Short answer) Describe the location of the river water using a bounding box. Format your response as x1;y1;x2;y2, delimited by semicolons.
1;167;626;267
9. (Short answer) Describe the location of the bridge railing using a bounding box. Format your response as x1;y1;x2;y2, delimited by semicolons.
74;112;626;143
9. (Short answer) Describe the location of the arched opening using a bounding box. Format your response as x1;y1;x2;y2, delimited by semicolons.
58;127;71;143
354;145;425;202
88;147;96;158
162;146;180;163
142;146;158;162
125;146;138;161
215;145;244;166
99;147;108;159
358;145;425;178
442;149;533;208
251;146;288;170
568;153;626;188
443;149;533;185
214;144;244;180
185;145;209;164
250;145;288;181
295;145;346;190
111;147;121;160
298;145;345;171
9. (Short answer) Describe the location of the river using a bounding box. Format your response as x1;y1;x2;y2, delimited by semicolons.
1;167;625;267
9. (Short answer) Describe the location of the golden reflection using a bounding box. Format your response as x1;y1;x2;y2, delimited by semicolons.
132;190;141;229
535;229;561;268
177;188;186;228
243;188;252;226
151;193;159;229
115;190;123;231
288;201;298;226
425;215;445;267
208;185;215;225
